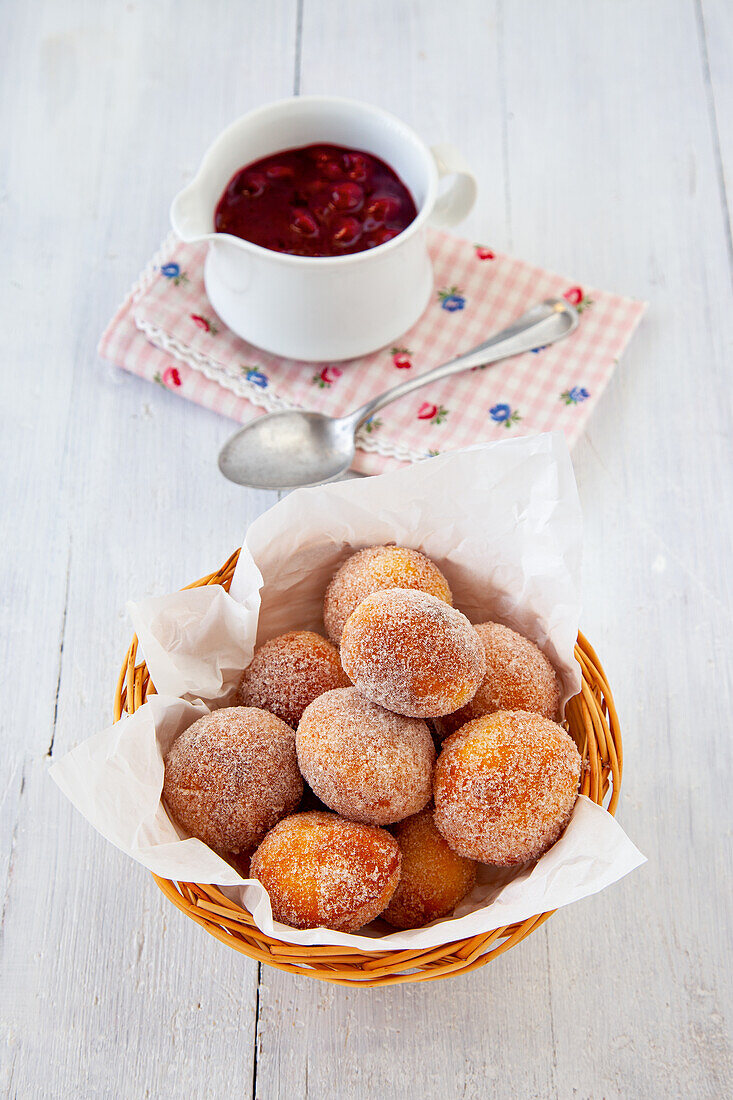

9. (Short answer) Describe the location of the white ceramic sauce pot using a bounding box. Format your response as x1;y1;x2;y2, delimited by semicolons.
170;96;476;362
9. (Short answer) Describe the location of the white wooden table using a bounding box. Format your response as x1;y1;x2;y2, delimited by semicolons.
2;2;732;1096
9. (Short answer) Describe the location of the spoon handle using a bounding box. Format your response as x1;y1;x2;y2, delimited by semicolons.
347;297;579;429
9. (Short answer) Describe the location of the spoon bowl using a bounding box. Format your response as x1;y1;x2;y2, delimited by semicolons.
218;409;357;489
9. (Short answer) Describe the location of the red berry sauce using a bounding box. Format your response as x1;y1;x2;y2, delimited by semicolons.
214;144;418;257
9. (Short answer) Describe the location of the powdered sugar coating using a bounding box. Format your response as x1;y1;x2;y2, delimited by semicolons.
250;811;401;931
163;707;303;854
296;687;435;826
340;589;486;717
383;807;477;929
323;545;452;644
434;710;581;865
236;630;350;728
436;622;562;738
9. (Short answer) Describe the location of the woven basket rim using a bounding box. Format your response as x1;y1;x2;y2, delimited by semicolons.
115;548;622;986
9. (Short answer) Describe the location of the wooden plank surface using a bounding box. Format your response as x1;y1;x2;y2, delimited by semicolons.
0;1;292;1096
1;1;731;1097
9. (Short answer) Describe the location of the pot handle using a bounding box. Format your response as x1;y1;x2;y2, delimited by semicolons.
428;143;477;228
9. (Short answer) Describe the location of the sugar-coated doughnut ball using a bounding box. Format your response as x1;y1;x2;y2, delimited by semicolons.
296;687;435;825
250;811;401;931
434;710;581;865
163;707;303;854
382;808;477;929
323;545;452;643
236;630;349;728
436;622;562;738
340;589;486;717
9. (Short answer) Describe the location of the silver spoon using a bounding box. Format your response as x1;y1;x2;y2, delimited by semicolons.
219;298;578;490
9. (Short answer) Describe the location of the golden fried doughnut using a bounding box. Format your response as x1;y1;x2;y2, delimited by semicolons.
296;687;435;825
250;811;401;931
382;807;477;929
163;707;302;853
434;710;581;864
323;545;452;643
236;630;349;728
340;589;485;717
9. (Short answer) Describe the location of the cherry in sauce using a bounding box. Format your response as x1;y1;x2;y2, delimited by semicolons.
214;144;418;257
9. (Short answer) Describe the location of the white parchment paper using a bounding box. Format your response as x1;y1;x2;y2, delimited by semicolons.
51;434;645;950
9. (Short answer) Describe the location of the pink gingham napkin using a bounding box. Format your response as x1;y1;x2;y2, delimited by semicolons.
99;231;645;475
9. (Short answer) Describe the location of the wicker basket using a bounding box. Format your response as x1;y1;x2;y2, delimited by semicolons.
115;549;622;987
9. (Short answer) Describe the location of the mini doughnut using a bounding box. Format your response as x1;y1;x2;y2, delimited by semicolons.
382;808;477;929
296;687;435;825
163;707;303;854
250;811;401;931
236;630;349;728
436;622;562;738
434;710;581;865
340;589;486;717
323;545;452;643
